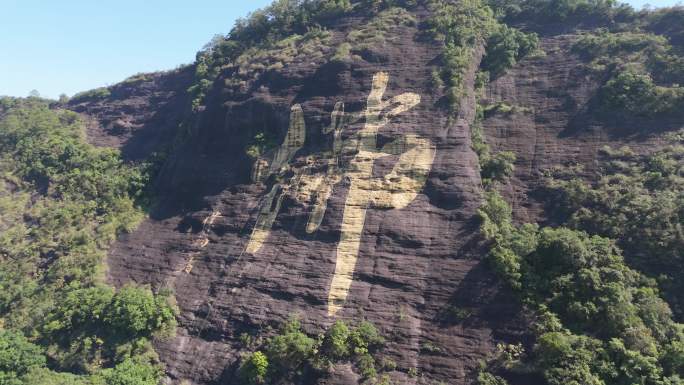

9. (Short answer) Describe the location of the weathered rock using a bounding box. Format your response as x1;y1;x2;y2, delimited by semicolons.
68;67;195;161
67;7;680;385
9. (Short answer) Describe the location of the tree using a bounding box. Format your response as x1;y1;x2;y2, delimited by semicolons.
321;321;350;359
106;286;176;338
482;25;538;77
265;318;316;374
602;69;659;115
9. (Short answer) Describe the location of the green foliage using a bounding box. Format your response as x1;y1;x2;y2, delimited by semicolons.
240;351;269;384
533;332;605;385
479;189;684;384
426;0;499;111
482;24;539;78
573;28;684;86
355;353;377;379
242;318;386;383
480;151;516;185
187;0;363;111
106;286;177;338
18;368;103;385
332;42;352;62
321;321;350;359
0;329;165;385
99;357;163;385
348;321;385;356
70;87;111;103
573;30;669;61
645;6;684;51
601;68;659;114
490;0;633;24
0;101;175;382
477;371;509;385
572;29;684;116
343;7;417;56
600;68;683;116
0;330;45;378
265;318;317;375
446;306;473;322
544;142;684;318
121;73;151;85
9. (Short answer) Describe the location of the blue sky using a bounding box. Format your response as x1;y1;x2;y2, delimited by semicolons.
0;0;680;99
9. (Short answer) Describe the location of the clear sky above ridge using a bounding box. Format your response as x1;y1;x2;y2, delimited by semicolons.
0;0;680;99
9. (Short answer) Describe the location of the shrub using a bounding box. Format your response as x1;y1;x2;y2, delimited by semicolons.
0;101;172;381
244;318;386;383
481;151;516;184
533;332;605;385
356;353;377;379
601;69;660;115
0;330;45;377
492;0;632;23
477;371;509;385
240;351;269;384
426;0;499;111
478;188;683;384
572;30;668;61
332;42;352;62
571;28;684;116
44;285;115;334
16;368;98;385
543;143;684;317
348;321;385;355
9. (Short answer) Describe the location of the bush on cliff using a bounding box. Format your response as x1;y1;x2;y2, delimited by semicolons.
239;318;386;383
482;24;539;78
600;68;684;116
240;351;269;384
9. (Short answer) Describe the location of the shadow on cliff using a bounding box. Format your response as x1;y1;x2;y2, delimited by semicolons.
561;89;684;141
435;240;532;345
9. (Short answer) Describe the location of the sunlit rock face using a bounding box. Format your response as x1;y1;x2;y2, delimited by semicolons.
101;11;495;382
69;6;676;385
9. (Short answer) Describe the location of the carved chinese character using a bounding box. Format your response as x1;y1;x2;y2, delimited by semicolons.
245;72;435;316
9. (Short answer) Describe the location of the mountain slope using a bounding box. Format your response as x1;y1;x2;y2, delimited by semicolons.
2;1;683;385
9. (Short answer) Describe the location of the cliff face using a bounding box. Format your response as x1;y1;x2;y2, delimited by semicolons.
68;5;677;385
481;34;679;225
68;66;195;161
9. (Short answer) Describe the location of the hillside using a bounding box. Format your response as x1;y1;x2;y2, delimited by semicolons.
1;1;683;385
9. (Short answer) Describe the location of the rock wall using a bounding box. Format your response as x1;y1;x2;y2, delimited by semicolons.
481;34;675;225
69;7;679;385
102;10;519;384
68;66;195;161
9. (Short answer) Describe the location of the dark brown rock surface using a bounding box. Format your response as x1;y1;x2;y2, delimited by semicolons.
68;66;195;161
68;8;679;385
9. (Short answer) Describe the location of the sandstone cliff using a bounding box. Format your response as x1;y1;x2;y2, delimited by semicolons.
66;2;683;384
